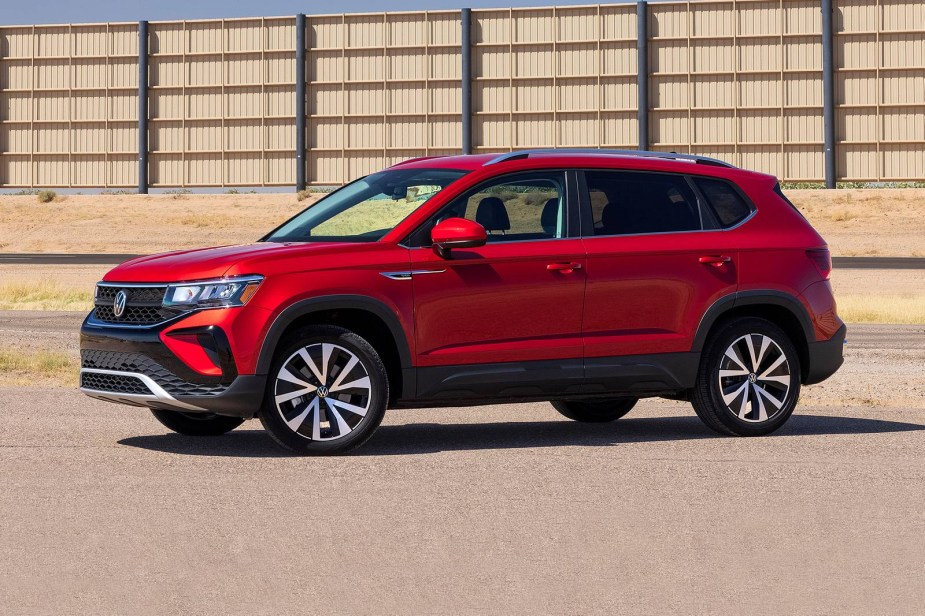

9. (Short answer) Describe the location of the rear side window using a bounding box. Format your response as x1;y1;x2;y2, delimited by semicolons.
585;170;702;236
694;178;752;228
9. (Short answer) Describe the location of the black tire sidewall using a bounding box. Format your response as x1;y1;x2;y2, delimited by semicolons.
697;317;801;436
150;409;244;436
259;325;388;455
551;398;638;423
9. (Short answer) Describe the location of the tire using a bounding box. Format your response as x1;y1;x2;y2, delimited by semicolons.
691;317;801;436
258;325;388;455
150;409;244;436
551;398;638;423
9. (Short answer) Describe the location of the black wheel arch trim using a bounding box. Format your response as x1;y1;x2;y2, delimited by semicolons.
255;294;413;376
692;290;816;353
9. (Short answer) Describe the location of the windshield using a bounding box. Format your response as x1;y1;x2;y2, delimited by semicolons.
264;168;468;243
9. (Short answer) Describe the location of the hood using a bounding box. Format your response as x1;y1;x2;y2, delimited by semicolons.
102;242;349;283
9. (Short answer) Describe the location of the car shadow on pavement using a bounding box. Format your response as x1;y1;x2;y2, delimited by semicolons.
117;413;925;458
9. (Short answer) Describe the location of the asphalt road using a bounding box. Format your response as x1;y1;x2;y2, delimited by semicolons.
1;252;924;269
2;391;924;614
2;316;925;614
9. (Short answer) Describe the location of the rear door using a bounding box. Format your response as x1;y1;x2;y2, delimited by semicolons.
578;169;743;361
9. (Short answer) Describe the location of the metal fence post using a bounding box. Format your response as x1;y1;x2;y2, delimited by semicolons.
821;0;836;188
461;8;472;155
295;13;307;191
138;20;149;194
636;1;649;151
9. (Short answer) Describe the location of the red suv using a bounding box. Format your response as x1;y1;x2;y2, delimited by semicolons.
80;150;845;454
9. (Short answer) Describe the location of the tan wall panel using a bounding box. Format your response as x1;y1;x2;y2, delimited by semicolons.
33;155;68;186
0;126;32;153
0;156;32;186
2;4;924;187
265;152;294;185
784;147;823;181
390;85;427;115
0;21;140;186
108;154;137;187
691;3;733;37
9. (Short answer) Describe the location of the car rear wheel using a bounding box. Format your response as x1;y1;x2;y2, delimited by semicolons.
691;317;801;436
259;325;388;455
551;398;637;423
150;409;244;436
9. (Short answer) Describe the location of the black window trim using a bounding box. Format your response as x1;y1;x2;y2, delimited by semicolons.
576;169;757;239
400;168;581;248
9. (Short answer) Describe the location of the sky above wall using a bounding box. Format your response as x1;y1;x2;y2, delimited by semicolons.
3;0;647;26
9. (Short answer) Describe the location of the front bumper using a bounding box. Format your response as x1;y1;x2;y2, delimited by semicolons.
80;315;265;418
804;323;847;385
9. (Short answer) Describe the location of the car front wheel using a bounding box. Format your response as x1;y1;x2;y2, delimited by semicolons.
691;317;801;436
259;325;388;455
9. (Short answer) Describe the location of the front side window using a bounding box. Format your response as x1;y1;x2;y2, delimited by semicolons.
585;170;702;236
264;168;467;243
410;171;567;246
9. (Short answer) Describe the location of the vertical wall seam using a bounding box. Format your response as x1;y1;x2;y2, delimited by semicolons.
138;20;149;194
821;0;836;188
295;13;306;191
636;0;648;150
461;8;472;154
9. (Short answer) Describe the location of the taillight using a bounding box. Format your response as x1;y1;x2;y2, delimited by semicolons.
807;248;832;280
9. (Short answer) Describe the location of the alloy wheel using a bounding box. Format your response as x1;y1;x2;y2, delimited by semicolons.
717;333;792;423
273;342;372;441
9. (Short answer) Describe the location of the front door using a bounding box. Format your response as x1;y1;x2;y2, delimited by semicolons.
405;171;587;399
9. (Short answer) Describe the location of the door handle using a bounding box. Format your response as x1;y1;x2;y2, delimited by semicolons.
547;262;582;273
699;255;732;267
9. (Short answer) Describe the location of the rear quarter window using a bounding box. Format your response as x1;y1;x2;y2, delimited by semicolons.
694;178;753;228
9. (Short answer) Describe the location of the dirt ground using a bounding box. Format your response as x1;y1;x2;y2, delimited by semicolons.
0;193;318;255
1;188;923;256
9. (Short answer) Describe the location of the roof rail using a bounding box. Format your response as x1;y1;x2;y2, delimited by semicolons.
483;148;735;168
389;155;446;168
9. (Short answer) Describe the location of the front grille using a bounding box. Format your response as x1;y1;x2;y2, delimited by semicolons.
93;304;175;324
96;285;166;304
81;350;227;397
92;284;181;326
80;372;151;395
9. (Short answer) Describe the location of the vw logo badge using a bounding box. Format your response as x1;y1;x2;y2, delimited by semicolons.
113;290;128;318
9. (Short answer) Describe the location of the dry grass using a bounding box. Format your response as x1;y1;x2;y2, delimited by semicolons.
829;268;925;324
836;294;925;325
0;265;921;325
0;347;77;387
0;282;93;311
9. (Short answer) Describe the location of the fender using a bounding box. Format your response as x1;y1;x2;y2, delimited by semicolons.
692;290;816;353
255;294;413;375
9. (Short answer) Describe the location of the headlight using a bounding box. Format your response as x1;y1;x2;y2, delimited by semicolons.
163;275;263;309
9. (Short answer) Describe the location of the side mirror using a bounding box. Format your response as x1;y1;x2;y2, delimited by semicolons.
431;217;487;259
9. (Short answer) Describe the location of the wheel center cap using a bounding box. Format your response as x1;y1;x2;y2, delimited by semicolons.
748;373;757;383
316;385;329;398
